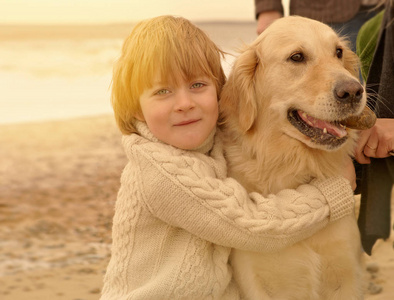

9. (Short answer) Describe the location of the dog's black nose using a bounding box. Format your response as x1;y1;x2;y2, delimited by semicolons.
334;80;364;104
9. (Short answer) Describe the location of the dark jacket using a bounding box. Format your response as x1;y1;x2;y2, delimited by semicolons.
255;0;363;23
356;1;394;255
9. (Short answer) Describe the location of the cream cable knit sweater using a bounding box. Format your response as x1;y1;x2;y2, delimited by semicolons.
101;122;355;300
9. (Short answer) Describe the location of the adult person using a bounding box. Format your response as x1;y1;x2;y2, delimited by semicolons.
354;0;394;255
255;0;381;51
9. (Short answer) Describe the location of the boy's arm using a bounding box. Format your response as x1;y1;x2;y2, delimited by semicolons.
129;141;354;253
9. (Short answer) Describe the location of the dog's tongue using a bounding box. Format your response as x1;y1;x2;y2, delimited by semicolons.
298;110;347;138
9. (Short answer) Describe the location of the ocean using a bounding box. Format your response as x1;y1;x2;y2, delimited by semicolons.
0;22;257;124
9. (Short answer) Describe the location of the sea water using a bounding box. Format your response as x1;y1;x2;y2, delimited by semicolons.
0;22;256;124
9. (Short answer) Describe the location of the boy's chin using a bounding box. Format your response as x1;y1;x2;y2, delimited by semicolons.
170;129;216;151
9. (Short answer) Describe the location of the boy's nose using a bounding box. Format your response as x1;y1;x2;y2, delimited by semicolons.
174;91;195;111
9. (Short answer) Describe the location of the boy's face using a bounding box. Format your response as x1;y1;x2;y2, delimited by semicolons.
137;75;218;150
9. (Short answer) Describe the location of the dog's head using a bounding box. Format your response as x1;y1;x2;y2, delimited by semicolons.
220;16;376;151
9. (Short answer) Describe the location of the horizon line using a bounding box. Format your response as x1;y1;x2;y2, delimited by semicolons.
0;19;255;27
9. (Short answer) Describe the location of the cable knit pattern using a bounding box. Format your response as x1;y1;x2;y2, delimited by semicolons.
101;122;355;299
173;238;212;298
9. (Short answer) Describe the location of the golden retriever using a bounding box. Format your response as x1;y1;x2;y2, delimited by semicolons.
220;16;376;299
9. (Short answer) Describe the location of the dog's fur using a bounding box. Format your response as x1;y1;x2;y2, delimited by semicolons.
220;16;365;299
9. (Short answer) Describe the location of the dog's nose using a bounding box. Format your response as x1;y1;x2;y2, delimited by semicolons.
334;80;364;104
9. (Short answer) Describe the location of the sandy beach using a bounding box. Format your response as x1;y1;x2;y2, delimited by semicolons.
0;115;392;299
0;115;124;299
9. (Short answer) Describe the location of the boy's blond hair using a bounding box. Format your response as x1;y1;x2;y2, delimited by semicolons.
111;15;226;134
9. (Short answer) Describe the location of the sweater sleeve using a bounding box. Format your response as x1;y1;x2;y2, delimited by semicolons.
255;0;284;18
127;139;355;253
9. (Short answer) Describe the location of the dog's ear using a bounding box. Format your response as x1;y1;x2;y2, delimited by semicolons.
220;46;259;133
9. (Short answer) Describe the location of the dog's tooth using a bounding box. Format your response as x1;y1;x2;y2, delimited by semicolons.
323;128;327;134
302;112;307;118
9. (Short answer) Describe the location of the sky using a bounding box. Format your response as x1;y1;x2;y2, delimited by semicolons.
0;0;259;25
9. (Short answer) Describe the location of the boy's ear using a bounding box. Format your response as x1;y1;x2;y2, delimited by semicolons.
134;110;145;121
220;47;259;133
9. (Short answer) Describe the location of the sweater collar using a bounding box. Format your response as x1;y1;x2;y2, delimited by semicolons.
134;120;216;154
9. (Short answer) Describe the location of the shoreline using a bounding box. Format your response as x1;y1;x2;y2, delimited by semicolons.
0;21;256;41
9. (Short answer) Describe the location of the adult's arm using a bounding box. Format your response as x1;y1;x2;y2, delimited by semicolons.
255;0;283;34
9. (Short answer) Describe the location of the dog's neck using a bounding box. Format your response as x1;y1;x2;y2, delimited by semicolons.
223;127;354;195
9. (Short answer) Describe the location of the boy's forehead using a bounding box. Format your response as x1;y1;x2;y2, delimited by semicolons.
149;71;179;85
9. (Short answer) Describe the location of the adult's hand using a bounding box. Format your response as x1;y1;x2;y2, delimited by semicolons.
354;118;394;164
256;11;282;35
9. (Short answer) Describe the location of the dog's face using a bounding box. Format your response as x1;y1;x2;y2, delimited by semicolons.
221;16;374;151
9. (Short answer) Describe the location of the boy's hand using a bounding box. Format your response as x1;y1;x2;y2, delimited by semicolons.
342;158;357;191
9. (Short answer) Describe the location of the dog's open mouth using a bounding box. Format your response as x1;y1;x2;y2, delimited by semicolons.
287;110;348;147
287;106;376;147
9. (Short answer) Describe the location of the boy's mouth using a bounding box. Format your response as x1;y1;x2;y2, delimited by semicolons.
174;119;200;126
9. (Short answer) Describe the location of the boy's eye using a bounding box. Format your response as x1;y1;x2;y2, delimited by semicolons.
156;89;170;95
191;82;205;89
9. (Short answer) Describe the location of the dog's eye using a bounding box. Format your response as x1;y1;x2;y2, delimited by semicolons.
336;48;343;59
290;52;304;62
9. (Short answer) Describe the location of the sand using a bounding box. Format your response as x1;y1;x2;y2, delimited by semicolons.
0;115;124;299
0;115;393;299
